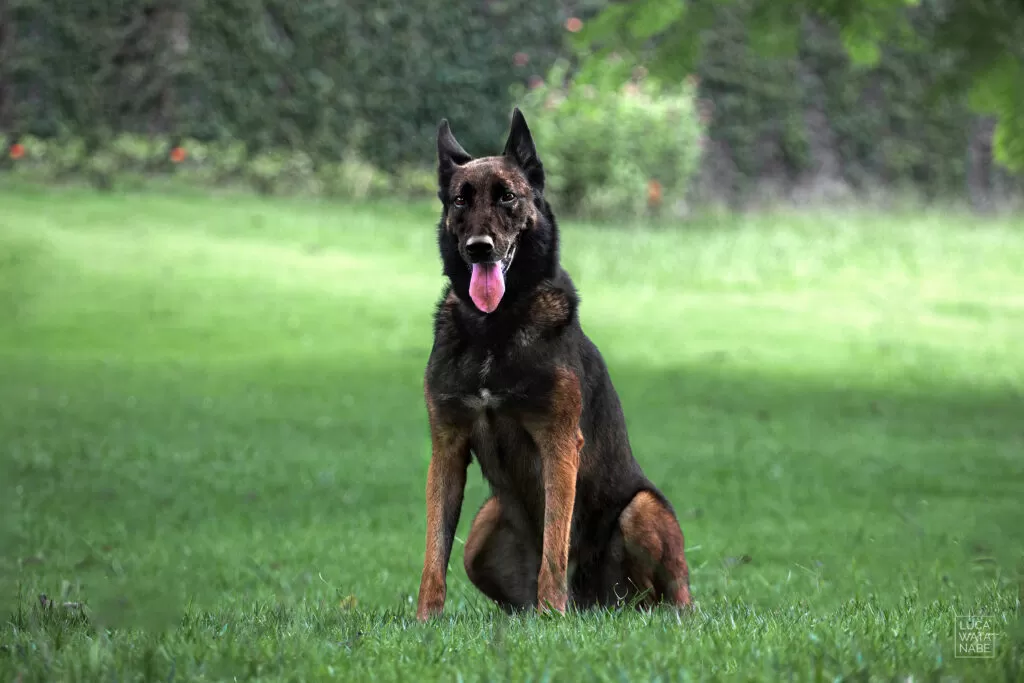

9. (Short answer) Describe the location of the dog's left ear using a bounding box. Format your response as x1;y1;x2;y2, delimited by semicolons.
503;108;544;191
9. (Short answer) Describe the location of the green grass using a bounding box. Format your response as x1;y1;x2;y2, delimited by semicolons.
1;184;1022;681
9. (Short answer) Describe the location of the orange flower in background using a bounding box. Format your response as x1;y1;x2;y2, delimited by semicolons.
9;143;25;160
565;17;583;32
647;180;663;206
169;146;186;163
513;52;529;67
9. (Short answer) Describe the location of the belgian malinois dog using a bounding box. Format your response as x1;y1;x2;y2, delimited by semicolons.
416;108;692;619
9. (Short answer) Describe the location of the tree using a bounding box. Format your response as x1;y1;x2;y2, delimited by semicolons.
571;0;1024;172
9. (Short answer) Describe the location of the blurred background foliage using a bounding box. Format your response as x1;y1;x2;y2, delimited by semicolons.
0;0;1020;213
515;59;704;219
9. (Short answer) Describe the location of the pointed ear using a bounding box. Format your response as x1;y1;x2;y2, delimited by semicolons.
437;119;472;192
502;107;544;191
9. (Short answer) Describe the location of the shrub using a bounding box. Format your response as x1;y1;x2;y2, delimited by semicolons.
392;164;438;200
317;155;391;201
244;149;318;196
513;59;705;221
6;0;564;172
0;133;434;200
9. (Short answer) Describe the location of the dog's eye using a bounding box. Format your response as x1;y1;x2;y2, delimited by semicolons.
500;192;516;203
453;195;466;207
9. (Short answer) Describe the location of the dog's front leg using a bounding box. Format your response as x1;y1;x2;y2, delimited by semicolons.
526;368;584;614
416;390;471;622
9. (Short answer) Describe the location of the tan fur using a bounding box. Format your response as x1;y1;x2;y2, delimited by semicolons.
522;367;584;613
619;491;693;608
416;385;472;621
530;288;572;328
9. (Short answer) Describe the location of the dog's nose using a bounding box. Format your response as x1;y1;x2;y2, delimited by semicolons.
465;235;496;262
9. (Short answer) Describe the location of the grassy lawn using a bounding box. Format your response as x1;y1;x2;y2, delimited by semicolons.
1;185;1022;681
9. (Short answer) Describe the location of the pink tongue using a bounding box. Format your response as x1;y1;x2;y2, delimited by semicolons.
469;262;505;313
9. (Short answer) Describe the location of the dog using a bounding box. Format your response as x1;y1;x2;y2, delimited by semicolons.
416;108;692;620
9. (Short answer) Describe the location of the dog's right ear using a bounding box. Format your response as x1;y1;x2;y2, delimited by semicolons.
437;119;472;192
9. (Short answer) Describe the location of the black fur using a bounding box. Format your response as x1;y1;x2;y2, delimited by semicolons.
423;108;682;609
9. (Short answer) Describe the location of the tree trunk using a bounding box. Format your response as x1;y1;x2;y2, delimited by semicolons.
0;0;13;134
966;116;996;213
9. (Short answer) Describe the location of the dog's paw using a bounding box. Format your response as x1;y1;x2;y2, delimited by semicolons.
415;584;446;622
536;594;568;616
416;603;444;622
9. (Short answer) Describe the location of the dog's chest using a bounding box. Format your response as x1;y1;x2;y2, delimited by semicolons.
440;348;543;501
460;351;501;411
468;392;544;521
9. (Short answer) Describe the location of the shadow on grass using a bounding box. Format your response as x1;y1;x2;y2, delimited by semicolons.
1;354;1022;629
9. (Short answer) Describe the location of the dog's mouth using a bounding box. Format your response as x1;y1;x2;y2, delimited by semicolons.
467;241;517;314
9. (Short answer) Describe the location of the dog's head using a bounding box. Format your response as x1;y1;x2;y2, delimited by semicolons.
435;108;556;315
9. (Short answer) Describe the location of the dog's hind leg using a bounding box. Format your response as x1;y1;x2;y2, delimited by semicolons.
617;490;692;609
463;497;538;611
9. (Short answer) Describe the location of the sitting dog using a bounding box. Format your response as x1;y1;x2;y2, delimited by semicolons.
416;108;692;619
